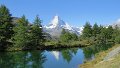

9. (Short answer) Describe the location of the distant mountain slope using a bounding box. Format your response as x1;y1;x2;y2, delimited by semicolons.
43;15;83;37
11;16;83;38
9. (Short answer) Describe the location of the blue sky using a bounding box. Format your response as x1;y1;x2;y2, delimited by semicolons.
0;0;120;27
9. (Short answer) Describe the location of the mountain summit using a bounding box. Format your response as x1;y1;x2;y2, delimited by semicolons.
45;15;73;30
48;15;65;28
44;15;82;37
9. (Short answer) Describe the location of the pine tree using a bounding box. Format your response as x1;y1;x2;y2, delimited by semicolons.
92;23;100;37
82;22;92;38
0;5;13;49
12;15;29;48
60;30;72;42
113;25;120;43
97;26;113;44
71;33;78;41
60;29;78;42
106;26;113;39
31;15;44;47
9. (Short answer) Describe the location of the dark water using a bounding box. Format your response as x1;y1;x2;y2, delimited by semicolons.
0;43;113;68
0;48;94;68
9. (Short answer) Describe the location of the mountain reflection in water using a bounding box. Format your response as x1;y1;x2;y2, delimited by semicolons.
0;47;96;68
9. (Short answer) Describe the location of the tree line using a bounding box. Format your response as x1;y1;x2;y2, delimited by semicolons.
60;29;78;42
1;5;120;51
59;22;120;46
0;5;44;50
80;22;120;45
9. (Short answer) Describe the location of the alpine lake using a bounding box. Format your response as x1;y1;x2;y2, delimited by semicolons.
0;43;113;68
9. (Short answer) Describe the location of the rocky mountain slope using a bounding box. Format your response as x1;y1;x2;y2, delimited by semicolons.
43;15;83;37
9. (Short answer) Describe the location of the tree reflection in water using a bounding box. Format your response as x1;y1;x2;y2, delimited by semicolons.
82;43;113;62
61;48;78;63
0;51;46;68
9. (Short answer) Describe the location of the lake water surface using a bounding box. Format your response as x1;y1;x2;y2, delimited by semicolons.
0;47;95;68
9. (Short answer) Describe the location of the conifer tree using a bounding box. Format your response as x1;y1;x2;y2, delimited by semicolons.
60;29;78;42
82;22;92;38
106;26;113;39
12;15;29;48
92;23;100;37
60;30;72;42
71;33;78;41
31;15;44;46
0;5;13;48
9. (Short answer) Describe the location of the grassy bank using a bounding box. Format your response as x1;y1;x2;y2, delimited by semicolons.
80;44;120;68
1;41;89;51
44;41;90;47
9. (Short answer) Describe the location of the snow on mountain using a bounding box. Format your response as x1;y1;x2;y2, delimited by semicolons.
72;26;84;34
45;15;66;29
44;15;83;37
45;15;73;31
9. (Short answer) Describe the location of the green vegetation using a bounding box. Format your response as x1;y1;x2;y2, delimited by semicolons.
1;5;120;68
0;5;82;51
79;23;120;68
79;22;120;68
60;29;78;42
12;15;45;50
80;22;120;45
0;51;46;68
12;15;30;48
31;15;45;46
60;30;72;42
1;5;120;51
0;48;79;68
0;5;45;51
80;44;120;68
0;5;13;50
45;29;84;47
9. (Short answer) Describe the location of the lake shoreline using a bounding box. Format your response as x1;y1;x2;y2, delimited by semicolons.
80;44;120;68
0;44;88;52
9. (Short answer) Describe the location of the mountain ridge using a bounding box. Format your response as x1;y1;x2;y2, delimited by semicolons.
43;15;83;37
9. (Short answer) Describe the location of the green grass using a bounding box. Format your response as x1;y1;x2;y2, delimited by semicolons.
3;40;90;51
44;41;89;47
80;44;120;68
94;54;120;68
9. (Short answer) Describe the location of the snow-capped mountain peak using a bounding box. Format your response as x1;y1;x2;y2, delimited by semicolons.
63;22;73;30
44;15;83;37
46;15;66;29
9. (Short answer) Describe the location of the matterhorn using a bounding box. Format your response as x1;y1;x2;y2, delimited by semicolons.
44;15;83;37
